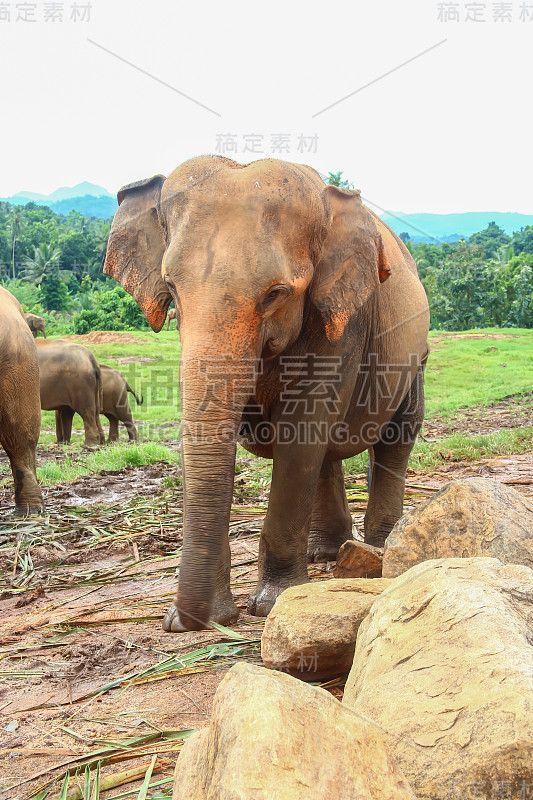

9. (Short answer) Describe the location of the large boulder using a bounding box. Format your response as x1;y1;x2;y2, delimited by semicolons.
173;662;417;800
383;477;533;578
343;558;533;799
261;578;391;680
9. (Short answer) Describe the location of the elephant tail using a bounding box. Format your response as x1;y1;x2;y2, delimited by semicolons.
127;382;143;406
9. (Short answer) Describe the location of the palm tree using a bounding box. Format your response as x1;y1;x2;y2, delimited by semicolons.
23;242;63;285
7;210;26;279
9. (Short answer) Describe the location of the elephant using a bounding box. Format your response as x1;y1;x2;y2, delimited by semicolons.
103;155;430;632
24;313;46;338
0;287;44;515
36;340;105;446
100;364;143;441
166;307;178;330
55;364;143;443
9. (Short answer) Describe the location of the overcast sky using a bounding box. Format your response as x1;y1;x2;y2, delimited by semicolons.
1;0;531;213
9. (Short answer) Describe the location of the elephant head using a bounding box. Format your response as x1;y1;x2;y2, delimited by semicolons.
104;156;391;630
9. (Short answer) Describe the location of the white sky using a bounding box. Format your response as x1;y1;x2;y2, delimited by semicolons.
1;0;531;213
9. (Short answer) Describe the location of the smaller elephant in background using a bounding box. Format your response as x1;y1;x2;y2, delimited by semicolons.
56;365;142;442
24;313;46;338
100;365;143;441
166;308;178;330
36;340;105;445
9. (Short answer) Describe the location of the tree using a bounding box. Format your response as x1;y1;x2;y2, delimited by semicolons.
468;221;510;259
326;171;354;190
7;209;26;279
399;232;410;243
40;262;71;311
23;242;62;285
510;225;533;255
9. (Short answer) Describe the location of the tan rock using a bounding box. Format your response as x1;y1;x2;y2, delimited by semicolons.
383;477;533;578
343;557;533;800
173;662;417;800
335;539;383;578
261;578;391;680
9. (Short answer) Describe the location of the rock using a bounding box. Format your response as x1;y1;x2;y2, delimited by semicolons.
334;539;383;578
343;557;533;800
261;578;391;680
383;477;533;579
173;662;417;800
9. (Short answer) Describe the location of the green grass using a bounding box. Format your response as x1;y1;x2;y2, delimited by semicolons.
35;443;180;486
425;328;533;417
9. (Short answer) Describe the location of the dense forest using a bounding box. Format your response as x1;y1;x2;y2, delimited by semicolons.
0;197;532;333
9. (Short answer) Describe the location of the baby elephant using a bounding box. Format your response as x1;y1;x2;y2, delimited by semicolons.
166;307;178;330
100;365;143;442
24;313;46;338
36;340;105;445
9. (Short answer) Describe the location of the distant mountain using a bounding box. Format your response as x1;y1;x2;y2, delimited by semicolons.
1;182;117;218
380;211;533;243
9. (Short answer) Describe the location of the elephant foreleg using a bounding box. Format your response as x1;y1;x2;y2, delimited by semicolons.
364;364;425;548
248;442;326;617
307;459;353;562
164;532;238;631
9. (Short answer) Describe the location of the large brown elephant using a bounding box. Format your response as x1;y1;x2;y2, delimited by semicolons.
0;287;43;514
104;156;429;632
24;313;46;338
36;340;105;445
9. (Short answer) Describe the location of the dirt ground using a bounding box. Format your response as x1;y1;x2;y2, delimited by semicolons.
62;332;149;345
0;400;532;798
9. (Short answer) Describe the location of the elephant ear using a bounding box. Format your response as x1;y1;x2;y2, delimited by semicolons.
104;175;171;332
310;185;391;342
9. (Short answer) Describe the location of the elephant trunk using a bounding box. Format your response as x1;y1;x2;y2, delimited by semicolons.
175;349;256;629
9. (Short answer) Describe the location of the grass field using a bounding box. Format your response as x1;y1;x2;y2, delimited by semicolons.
4;327;533;488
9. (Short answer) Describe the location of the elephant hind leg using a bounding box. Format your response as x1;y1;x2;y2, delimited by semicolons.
307;459;353;563
364;364;425;548
81;408;104;446
115;408;139;442
0;416;43;514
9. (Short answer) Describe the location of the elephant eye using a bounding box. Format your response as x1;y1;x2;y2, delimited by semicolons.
264;287;283;304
